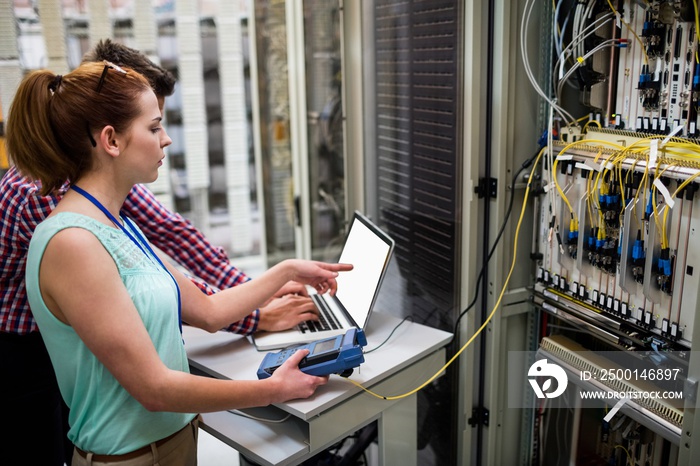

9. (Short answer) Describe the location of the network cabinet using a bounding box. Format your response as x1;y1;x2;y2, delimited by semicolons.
526;1;700;464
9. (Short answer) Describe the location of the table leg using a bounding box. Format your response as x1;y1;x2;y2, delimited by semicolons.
377;393;417;466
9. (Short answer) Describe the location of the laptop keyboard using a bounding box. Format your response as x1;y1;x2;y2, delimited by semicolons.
299;295;343;333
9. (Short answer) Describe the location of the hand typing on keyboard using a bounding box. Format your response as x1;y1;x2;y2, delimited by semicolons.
257;294;320;332
299;295;343;333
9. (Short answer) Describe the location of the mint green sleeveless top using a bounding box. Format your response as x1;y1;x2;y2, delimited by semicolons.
26;212;195;455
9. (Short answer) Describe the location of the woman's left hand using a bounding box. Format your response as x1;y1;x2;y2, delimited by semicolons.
286;259;353;295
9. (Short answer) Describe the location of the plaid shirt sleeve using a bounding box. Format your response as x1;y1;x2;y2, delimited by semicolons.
0;168;60;334
121;184;259;334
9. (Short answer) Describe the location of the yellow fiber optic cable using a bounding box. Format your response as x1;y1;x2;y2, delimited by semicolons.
606;0;649;64
555;138;627;231
614;444;633;466
558;138;626;154
583;119;602;132
694;0;700;63
592;152;618;216
585;149;606;232
347;149;544;401
612;151;629;226
671;170;700;198
549;139;625;241
626;157;645;231
661;169;700;243
652;164;671;249
552;153;576;223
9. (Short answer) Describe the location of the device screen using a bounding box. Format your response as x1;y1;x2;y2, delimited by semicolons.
312;339;337;355
335;218;392;326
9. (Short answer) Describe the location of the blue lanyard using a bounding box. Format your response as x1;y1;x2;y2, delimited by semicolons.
71;185;183;333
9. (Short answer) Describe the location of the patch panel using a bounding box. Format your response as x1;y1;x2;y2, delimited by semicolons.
524;1;700;463
534;132;700;351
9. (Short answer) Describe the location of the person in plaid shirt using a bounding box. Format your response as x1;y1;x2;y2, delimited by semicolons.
0;40;320;466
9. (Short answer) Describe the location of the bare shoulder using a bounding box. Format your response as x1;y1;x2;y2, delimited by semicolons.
39;226;121;324
47;226;104;251
43;226;115;273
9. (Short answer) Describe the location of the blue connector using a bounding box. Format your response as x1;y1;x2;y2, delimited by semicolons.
537;129;553;148
610;193;620;207
658;257;666;274
568;231;578;243
639;64;651;89
662;258;672;276
645;191;654;219
632;240;645;262
596;237;605;250
658;248;672;276
632;230;644;262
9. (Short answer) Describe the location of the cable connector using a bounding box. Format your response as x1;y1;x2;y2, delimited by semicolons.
555;231;565;255
645;190;654;220
568;218;578;244
632;230;645;264
587;227;596;250
616;215;624;259
596;226;606;251
639;64;651;90
658;248;671;276
694;64;700;92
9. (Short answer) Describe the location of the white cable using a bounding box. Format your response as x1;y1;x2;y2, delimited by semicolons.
556;11;614;73
554;12;615;96
554;0;565;57
581;0;598;59
557;39;621;100
546;105;560;257
571;3;583;60
227;409;292;423
520;0;577;126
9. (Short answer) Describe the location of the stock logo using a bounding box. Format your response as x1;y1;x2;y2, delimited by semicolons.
528;359;568;398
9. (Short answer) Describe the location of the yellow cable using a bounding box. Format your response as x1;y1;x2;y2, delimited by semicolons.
613;151;628;227
552;153;576;223
606;0;649;64
347;149;544;400
661;169;700;244
586;171;595;230
627;157;644;231
552;0;562;40
652;164;671;249
583;119;602;132
585;150;604;231
614;444;633;466
556;139;627;235
592;153;611;217
671;170;700;198
346;136;695;400
694;0;700;63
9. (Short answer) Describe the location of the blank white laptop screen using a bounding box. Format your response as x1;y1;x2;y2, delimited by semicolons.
251;211;395;350
334;218;392;325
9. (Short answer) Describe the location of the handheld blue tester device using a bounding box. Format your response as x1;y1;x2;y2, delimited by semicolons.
257;328;367;379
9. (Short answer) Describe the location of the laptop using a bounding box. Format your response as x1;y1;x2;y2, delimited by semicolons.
252;211;395;351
